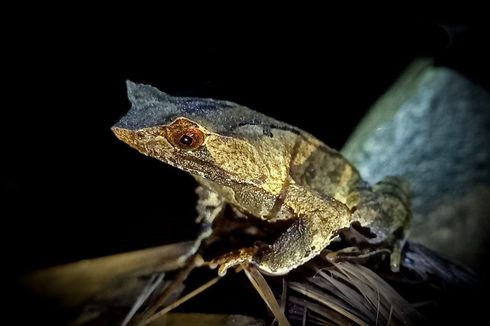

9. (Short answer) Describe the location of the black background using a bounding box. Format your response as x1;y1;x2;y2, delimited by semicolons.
3;9;489;310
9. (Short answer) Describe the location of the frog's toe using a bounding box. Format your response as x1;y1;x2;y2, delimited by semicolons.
389;239;405;272
325;246;393;266
210;247;258;276
325;247;362;263
390;256;401;273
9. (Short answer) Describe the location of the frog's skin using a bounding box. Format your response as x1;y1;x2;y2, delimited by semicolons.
112;81;411;276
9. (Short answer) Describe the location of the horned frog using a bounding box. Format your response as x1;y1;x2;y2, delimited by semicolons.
112;81;410;276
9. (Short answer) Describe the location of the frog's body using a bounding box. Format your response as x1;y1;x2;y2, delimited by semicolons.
112;81;411;276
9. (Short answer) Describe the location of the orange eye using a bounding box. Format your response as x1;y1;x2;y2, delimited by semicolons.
172;128;205;150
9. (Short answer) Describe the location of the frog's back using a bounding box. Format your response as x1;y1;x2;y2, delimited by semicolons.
288;133;362;204
217;103;363;203
121;81;361;203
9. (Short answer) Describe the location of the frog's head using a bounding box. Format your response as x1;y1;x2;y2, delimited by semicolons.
112;81;290;189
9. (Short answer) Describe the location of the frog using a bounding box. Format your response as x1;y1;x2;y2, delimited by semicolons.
112;81;411;276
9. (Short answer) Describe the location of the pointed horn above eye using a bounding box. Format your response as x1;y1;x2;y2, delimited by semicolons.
126;80;169;106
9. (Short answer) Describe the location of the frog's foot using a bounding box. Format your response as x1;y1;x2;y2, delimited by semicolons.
325;246;391;265
389;239;406;273
210;247;260;276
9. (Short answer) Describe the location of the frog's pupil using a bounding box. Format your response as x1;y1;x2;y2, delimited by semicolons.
180;135;193;146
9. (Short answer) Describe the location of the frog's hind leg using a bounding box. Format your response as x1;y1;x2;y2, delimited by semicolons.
375;176;411;272
349;176;411;272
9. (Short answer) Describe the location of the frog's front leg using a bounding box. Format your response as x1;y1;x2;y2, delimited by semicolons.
179;186;226;264
195;186;226;225
214;184;353;276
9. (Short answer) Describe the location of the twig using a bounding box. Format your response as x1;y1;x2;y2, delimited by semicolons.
243;264;290;326
142;276;222;325
121;273;165;326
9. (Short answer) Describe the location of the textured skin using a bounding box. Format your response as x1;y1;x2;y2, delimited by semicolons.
112;81;411;275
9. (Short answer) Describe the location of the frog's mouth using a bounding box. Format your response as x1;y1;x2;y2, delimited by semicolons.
171;152;240;187
111;126;143;149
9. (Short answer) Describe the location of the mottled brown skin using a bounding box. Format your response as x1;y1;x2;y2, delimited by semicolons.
112;81;411;276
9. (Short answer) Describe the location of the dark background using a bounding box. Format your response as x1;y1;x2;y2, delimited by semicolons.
4;13;488;280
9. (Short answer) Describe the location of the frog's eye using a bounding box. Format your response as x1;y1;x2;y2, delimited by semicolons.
172;128;205;150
